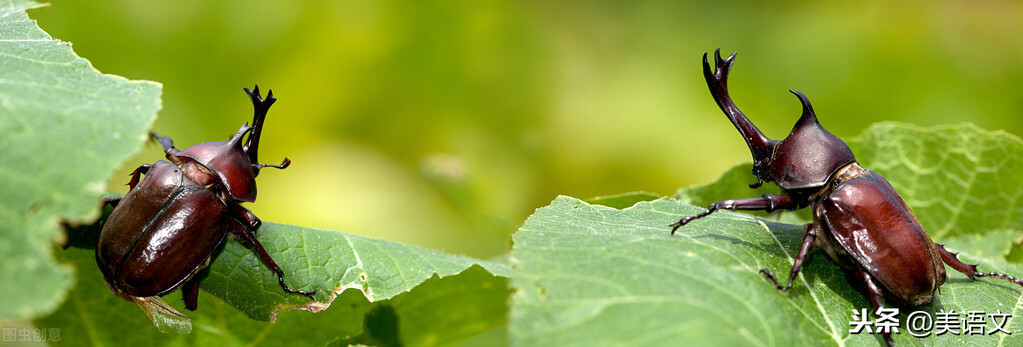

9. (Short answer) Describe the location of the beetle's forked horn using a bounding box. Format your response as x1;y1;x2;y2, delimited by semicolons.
703;49;777;187
243;85;278;174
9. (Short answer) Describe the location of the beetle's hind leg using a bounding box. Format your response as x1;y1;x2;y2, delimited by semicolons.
937;244;1023;287
760;223;818;291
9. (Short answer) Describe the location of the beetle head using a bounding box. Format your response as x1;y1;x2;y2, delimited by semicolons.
169;86;288;203
767;91;856;190
703;50;855;191
175;125;258;202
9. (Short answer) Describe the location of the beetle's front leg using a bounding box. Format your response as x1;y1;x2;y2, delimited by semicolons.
760;223;817;291
228;205;316;297
670;193;801;234
149;131;182;164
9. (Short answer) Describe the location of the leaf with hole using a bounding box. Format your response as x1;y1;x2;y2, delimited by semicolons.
0;0;161;320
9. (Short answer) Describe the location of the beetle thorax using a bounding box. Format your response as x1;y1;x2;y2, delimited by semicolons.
768;92;855;191
174;125;258;202
181;162;216;188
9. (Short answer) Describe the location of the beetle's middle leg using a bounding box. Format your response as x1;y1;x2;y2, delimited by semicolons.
936;244;1023;287
102;164;152;208
125;163;152;191
182;274;201;311
850;270;895;347
760;223;817;291
102;164;151;207
671;193;802;234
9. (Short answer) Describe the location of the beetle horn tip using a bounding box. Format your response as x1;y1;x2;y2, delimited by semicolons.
725;50;737;62
713;49;736;65
790;90;819;122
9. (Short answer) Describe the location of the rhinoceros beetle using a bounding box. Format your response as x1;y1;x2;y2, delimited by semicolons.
97;86;315;318
670;50;1023;346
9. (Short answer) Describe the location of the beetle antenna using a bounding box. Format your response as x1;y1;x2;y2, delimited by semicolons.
255;158;291;170
243;85;278;174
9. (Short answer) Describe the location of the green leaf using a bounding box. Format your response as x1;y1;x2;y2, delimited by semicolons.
198;222;510;322
584;191;662;209
42;220;509;345
0;0;161;320
510;196;1023;346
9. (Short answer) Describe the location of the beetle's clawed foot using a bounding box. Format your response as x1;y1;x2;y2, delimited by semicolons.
669;208;717;234
275;272;317;298
148;131;181;158
669;215;700;234
284;285;317;298
759;269;793;291
149;130;172;145
668;219;690;235
973;271;1023;287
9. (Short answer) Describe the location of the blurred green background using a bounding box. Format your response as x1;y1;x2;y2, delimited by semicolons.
32;1;1023;260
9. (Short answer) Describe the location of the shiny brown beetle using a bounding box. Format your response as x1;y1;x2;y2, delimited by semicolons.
97;86;315;320
671;50;1023;346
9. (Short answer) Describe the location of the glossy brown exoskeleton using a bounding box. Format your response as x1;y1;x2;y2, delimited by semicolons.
671;50;1023;346
97;86;315;321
